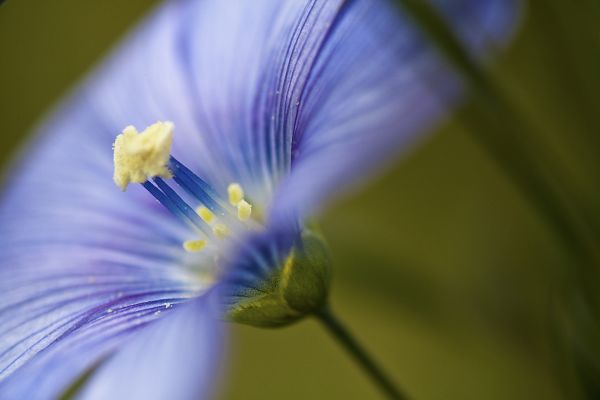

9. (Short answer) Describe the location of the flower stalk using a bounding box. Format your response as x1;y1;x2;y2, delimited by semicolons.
315;306;409;400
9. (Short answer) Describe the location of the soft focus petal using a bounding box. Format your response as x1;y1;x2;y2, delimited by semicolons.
78;0;521;212
0;69;211;396
85;0;352;207
82;0;519;224
77;297;223;400
0;299;183;400
175;0;350;204
269;0;521;226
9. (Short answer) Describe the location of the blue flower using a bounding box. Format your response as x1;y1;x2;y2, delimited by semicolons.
0;0;519;398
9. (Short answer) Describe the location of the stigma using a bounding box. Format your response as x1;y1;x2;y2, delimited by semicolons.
113;122;255;253
113;122;174;191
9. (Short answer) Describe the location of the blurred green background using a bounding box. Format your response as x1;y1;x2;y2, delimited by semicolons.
1;1;598;399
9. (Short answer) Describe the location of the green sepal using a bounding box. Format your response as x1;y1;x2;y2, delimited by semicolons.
227;229;332;328
226;284;303;328
280;229;331;313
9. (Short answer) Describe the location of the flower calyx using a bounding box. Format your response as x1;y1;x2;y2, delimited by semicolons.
227;229;332;328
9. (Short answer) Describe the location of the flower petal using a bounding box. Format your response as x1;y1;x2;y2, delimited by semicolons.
0;77;212;395
77;297;223;400
81;0;354;207
82;0;519;223
269;0;521;226
173;0;351;204
0;271;201;397
95;0;519;222
11;0;519;223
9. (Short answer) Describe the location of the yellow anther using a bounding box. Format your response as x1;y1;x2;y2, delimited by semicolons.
196;206;215;224
213;223;230;239
183;239;206;253
237;200;252;221
228;183;244;206
113;121;174;191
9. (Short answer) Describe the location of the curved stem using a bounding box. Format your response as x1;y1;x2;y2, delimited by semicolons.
314;306;409;400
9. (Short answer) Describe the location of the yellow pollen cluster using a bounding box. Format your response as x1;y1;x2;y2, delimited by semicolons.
196;206;215;224
227;183;253;222
189;183;253;248
213;223;230;239
237;200;252;221
194;207;230;240
228;184;244;206
113;121;174;191
183;239;206;253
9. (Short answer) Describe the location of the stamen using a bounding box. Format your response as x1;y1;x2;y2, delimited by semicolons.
183;239;207;253
152;177;214;237
113;121;259;253
213;224;230;239
237;200;252;221
113;122;174;191
227;183;253;221
169;157;228;215
141;181;189;223
196;206;215;224
228;183;244;206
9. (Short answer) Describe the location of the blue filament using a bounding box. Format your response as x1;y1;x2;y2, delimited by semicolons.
142;180;212;237
169;157;231;215
141;157;245;236
142;181;186;220
153;178;213;237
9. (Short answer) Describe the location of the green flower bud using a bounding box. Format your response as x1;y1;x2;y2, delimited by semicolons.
227;229;332;328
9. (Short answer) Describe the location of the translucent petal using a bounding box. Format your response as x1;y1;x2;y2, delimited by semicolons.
77;298;223;400
269;0;521;226
0;93;212;395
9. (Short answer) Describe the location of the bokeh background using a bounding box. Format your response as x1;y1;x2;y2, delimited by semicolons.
1;1;598;399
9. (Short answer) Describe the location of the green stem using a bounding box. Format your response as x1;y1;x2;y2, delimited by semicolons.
314;306;409;400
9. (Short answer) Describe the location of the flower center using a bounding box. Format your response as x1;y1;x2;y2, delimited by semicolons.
113;121;256;253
